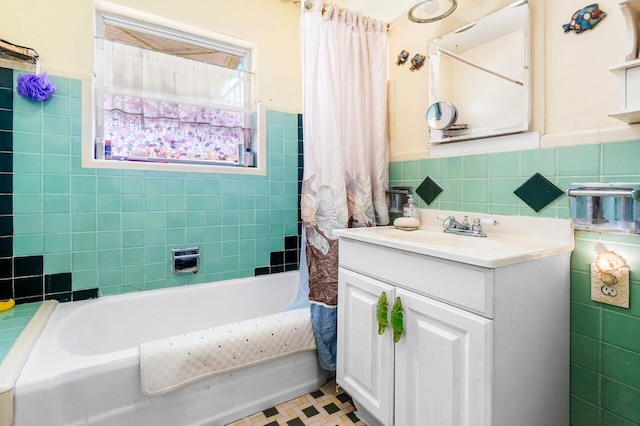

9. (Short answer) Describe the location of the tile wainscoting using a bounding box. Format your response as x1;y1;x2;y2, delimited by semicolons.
391;141;640;425
1;67;303;303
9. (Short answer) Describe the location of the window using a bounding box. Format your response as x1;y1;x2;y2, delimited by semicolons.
92;7;261;173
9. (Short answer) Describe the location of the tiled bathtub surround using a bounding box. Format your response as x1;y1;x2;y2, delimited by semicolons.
0;68;73;304
5;68;301;299
0;301;41;361
391;140;640;425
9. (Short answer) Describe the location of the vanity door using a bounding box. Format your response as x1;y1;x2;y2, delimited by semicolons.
337;268;395;426
394;288;493;426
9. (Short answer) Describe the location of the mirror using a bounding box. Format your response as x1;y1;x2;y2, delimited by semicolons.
427;0;530;144
426;101;458;130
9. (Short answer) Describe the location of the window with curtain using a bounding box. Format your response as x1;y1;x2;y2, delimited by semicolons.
94;12;255;167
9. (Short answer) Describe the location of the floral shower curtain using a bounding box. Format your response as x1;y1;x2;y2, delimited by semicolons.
300;0;389;370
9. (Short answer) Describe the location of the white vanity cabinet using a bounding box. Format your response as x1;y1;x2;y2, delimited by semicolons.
338;268;491;426
335;231;571;426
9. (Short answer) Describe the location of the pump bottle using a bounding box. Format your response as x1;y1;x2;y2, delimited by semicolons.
403;195;420;221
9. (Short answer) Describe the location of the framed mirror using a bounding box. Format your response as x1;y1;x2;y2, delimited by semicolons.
427;0;530;144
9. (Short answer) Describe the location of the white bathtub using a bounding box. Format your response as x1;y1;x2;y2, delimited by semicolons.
14;271;327;426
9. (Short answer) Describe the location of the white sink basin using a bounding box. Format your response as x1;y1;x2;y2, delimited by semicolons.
333;210;574;268
374;227;505;249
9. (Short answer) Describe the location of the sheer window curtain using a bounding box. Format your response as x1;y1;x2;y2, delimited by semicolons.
300;0;389;370
96;38;250;111
94;39;252;162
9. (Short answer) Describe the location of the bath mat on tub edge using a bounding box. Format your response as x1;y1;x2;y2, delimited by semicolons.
139;307;316;397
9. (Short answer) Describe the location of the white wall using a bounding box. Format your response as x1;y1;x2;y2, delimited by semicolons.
0;0;302;112
2;0;637;161
388;0;639;162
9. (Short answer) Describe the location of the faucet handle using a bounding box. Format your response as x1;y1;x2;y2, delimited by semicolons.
437;215;456;229
479;218;499;226
472;218;499;233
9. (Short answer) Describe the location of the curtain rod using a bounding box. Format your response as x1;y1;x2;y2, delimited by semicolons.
320;4;391;31
284;0;391;31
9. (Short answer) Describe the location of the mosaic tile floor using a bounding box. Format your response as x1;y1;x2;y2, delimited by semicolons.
226;379;364;426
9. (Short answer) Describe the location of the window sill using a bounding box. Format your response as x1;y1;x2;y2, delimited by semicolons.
82;158;266;175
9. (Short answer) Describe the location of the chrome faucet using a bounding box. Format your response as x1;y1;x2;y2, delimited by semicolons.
438;215;499;237
442;215;468;230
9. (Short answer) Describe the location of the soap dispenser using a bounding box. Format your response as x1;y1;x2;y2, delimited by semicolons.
403;195;420;222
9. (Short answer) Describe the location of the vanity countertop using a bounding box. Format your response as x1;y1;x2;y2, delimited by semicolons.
333;210;574;268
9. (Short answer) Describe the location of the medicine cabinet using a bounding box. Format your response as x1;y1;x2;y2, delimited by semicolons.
427;0;530;144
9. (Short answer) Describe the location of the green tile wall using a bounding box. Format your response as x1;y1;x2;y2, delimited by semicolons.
390;142;640;219
391;140;640;425
12;73;300;296
571;232;640;426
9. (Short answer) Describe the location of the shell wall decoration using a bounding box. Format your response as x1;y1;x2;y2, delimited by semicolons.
410;54;426;71
397;50;410;65
563;3;607;34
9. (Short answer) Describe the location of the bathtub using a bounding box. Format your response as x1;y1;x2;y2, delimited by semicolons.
14;271;328;426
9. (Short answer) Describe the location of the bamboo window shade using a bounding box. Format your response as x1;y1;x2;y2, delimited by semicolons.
103;24;244;70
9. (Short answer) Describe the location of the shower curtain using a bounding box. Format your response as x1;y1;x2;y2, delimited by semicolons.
300;0;389;371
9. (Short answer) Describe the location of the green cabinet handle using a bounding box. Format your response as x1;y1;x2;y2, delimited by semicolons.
376;292;389;335
391;296;404;343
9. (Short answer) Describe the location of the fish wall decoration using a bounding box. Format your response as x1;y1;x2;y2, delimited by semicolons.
563;3;607;34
